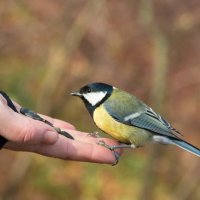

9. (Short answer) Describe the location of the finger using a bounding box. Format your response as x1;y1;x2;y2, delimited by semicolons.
0;95;75;130
0;94;8;105
61;129;93;138
60;130;123;159
70;133;123;159
11;100;21;112
0;104;58;145
5;136;121;164
57;129;123;158
39;114;76;130
0;95;22;113
64;129;119;147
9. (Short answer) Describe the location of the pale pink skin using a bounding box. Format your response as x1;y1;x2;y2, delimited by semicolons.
0;95;122;164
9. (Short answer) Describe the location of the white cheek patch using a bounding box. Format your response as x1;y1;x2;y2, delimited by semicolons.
83;91;107;106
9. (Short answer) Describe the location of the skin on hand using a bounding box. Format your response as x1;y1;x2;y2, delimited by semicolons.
0;95;122;165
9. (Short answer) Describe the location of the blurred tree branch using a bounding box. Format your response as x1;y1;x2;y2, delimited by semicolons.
138;0;169;199
37;0;106;114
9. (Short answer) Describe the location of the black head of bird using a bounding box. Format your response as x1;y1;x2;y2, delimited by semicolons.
71;82;114;115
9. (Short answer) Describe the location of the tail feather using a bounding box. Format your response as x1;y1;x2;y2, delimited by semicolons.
171;139;200;158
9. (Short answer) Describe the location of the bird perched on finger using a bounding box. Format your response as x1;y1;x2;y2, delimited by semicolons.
71;82;200;162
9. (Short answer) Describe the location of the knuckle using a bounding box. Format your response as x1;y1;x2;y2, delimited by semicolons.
63;145;71;160
17;120;36;143
63;144;75;160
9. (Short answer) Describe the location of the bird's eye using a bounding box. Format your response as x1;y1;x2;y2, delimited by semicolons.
86;87;91;93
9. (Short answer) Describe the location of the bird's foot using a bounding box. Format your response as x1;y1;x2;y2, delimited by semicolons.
20;107;74;140
97;140;121;166
97;141;136;165
87;131;101;138
97;140;135;150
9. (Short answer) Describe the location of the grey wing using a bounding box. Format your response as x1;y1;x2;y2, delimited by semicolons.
104;98;182;139
127;105;181;138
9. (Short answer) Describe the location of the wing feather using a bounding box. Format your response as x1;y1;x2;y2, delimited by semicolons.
104;90;182;139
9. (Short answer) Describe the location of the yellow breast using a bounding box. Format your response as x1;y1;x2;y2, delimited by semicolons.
93;104;132;143
93;104;151;146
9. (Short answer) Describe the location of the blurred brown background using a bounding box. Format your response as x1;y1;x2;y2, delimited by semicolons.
0;0;200;200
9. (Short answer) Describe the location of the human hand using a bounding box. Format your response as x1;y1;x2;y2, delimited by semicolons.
0;95;122;165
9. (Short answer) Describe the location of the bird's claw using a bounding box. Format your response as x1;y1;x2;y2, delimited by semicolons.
97;140;120;166
87;131;101;138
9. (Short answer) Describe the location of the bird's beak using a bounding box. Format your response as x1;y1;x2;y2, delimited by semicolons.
70;92;82;97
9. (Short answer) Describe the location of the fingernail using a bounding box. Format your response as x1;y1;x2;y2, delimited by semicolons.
43;131;58;144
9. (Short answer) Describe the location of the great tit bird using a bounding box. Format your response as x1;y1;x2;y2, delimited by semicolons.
71;82;200;159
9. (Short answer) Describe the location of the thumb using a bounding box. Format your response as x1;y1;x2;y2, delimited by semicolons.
0;101;58;145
